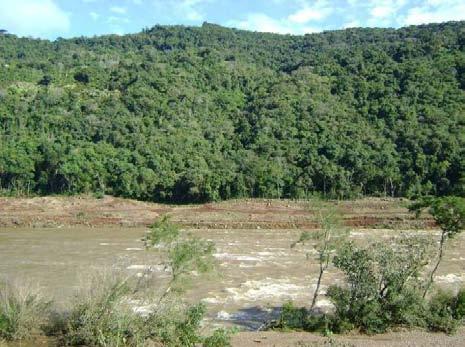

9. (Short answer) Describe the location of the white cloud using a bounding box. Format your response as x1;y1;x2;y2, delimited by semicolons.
110;6;127;14
404;2;465;25
370;6;393;18
288;0;332;24
363;0;408;27
288;8;326;23
89;11;99;21
152;0;212;22
228;13;320;35
179;0;210;21
0;0;70;38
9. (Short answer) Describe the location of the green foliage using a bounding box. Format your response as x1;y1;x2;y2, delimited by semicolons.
281;236;431;335
327;238;433;334
145;216;216;293
164;303;205;347
1;22;465;202
274;237;465;336
144;216;181;246
169;237;215;280
57;276;145;347
410;196;465;237
49;218;225;346
202;328;235;347
429;197;465;236
52;274;228;347
455;288;465;320
276;302;310;331
426;290;461;334
0;218;226;346
272;302;335;335
0;280;51;341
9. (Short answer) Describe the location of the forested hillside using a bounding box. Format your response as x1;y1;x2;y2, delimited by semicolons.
0;21;464;202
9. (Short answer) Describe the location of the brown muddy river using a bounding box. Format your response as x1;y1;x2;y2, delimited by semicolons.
1;226;465;331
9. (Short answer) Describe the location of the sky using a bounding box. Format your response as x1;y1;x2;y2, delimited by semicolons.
0;0;464;40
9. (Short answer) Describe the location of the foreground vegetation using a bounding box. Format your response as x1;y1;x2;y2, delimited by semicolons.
1;21;465;202
273;196;465;335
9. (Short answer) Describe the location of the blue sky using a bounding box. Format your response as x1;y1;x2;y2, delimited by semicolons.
1;0;464;40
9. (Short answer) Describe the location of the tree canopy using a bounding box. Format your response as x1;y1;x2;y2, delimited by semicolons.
0;21;464;202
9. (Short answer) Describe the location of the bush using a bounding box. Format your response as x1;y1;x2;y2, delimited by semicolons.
144;216;216;296
52;272;231;347
427;290;459;334
272;235;465;336
203;328;235;347
54;273;146;347
272;302;334;335
426;288;465;334
276;302;309;331
275;236;465;336
0;280;51;341
326;237;432;334
0;217;230;346
454;288;465;320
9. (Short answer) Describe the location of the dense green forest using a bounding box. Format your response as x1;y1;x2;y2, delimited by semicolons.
0;21;464;202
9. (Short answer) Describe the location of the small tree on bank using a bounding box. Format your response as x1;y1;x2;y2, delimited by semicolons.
291;203;348;310
144;215;216;301
409;196;465;298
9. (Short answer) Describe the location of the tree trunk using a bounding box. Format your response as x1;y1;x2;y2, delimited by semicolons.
423;230;446;298
311;263;324;309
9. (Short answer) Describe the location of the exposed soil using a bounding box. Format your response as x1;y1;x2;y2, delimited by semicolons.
0;196;433;229
231;329;465;346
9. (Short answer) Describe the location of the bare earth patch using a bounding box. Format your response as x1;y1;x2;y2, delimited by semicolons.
0;196;432;229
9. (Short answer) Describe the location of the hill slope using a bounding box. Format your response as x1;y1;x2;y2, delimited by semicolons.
0;22;464;202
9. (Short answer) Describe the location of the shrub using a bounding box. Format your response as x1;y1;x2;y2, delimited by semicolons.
426;290;459;334
454;288;465;320
426;288;465;334
203;328;235;347
55;273;146;347
273;237;433;334
326;237;433;334
276;301;309;331
0;280;51;341
52;272;231;347
274;236;465;336
272;302;334;335
143;301;206;347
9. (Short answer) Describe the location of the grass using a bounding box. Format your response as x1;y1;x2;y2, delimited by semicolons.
45;270;232;347
52;271;146;347
0;279;51;341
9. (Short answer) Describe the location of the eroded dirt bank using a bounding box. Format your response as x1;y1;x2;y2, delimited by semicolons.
0;195;433;229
